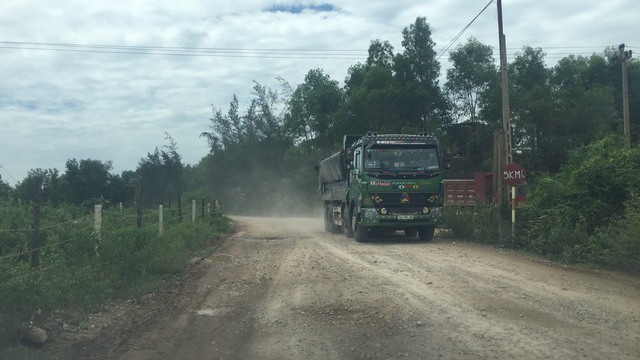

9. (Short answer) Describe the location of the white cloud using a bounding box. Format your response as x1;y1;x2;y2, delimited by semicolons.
0;0;637;185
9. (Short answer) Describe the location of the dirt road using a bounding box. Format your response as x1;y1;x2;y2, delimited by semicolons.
99;216;639;359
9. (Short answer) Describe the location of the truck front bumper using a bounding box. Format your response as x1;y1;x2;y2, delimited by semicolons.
359;207;443;227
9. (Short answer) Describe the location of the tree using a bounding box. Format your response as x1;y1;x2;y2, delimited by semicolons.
13;169;57;204
393;17;449;134
551;55;615;153
136;135;184;206
0;175;12;200
283;69;343;150
60;159;112;206
509;46;555;171
445;37;496;123
160;133;184;203
199;81;297;214
366;39;395;69
340;62;401;135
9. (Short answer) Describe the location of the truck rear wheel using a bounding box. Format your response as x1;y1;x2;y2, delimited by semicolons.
323;205;331;232
324;204;341;234
352;209;368;242
418;226;435;242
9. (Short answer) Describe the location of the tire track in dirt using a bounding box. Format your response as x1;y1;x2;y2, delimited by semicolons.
313;227;640;359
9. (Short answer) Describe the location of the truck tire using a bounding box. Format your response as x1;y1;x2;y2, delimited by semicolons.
327;206;341;234
418;226;435;242
324;205;332;233
344;207;354;238
352;209;368;242
404;229;418;238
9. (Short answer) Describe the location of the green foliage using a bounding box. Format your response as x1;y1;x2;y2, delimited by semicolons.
443;206;504;245
0;201;233;349
520;135;640;272
445;37;496;124
0;176;11;200
136;134;184;207
561;197;640;273
283;69;343;148
443;206;475;239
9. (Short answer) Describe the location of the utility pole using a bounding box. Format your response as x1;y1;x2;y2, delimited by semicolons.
497;0;517;236
619;43;632;148
497;0;512;166
493;0;515;218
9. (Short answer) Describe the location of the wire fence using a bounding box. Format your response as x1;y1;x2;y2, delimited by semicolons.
0;197;230;334
0;199;222;265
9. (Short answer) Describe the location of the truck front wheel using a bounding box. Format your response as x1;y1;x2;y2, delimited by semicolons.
418;226;435;242
404;229;418;238
344;206;354;238
352;209;368;243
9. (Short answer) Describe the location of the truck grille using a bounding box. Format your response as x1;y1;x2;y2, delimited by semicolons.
370;192;438;207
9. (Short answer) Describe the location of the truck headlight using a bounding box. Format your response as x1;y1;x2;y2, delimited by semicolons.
423;207;430;214
380;208;388;215
364;208;378;219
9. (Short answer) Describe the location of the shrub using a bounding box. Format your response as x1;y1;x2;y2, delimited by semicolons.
443;205;506;245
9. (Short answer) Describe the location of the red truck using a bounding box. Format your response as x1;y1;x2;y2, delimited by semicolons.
443;172;493;206
444;172;525;207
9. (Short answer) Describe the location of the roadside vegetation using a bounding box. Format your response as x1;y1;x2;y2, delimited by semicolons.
443;135;640;274
0;200;232;355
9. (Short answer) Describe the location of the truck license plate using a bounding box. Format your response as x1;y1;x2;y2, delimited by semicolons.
397;215;414;220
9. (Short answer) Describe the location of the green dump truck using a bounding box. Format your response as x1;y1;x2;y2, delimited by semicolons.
317;132;447;242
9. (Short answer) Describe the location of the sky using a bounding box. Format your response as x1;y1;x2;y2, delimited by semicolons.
0;0;638;186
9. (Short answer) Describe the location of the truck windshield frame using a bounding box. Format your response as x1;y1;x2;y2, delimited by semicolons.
364;145;440;173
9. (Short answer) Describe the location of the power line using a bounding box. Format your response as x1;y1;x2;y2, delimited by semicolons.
0;163;18;184
0;41;367;60
0;40;624;61
0;40;366;53
436;0;495;61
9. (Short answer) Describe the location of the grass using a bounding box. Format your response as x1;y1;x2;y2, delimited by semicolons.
0;202;234;357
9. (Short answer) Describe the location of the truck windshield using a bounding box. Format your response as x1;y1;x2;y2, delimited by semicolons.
364;146;440;172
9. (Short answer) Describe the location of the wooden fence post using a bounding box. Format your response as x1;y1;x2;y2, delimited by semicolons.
159;204;164;237
94;205;102;239
191;200;196;224
30;180;43;268
136;177;143;228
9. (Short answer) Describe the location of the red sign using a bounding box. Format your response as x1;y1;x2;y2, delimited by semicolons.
503;163;527;186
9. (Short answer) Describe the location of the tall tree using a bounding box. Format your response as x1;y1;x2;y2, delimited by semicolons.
445;37;496;123
136;135;184;206
283;69;343;149
366;39;395;69
200;81;296;214
509;46;555;170
393;17;449;134
340;62;401;135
